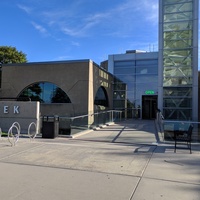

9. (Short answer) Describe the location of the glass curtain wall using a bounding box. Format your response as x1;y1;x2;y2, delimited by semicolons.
162;0;194;120
113;59;158;118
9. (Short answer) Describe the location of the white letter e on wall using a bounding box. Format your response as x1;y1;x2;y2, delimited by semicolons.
4;106;8;114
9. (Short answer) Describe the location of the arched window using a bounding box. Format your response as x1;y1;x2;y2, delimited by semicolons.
18;82;71;103
94;86;109;107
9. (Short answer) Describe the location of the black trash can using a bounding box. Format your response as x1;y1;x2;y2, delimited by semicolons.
42;116;59;138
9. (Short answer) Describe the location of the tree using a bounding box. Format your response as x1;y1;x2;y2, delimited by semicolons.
0;46;27;64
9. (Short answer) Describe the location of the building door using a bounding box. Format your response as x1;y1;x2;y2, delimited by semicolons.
142;96;158;119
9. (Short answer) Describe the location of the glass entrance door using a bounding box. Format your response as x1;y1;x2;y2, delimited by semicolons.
142;96;158;119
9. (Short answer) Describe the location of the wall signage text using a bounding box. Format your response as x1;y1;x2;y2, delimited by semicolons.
3;106;20;114
145;90;155;95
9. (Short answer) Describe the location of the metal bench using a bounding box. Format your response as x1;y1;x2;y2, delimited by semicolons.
174;124;193;154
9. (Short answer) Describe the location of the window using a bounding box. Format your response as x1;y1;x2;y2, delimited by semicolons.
114;61;135;68
136;60;158;65
18;82;71;103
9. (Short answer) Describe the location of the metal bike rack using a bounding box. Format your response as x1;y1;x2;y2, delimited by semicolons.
8;122;21;146
28;122;38;140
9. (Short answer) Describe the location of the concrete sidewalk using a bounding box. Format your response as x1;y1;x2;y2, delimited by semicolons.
0;119;199;200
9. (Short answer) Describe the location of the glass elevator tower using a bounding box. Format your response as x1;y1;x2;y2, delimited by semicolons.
158;0;199;121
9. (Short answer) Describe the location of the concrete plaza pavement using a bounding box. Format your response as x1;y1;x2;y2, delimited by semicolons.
0;119;199;200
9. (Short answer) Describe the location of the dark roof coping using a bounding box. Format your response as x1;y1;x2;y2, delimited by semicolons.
3;59;99;66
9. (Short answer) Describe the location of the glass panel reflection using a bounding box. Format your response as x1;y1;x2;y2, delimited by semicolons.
136;60;158;65
18;82;71;103
164;0;191;4
136;66;157;74
164;2;193;13
163;56;192;67
136;75;158;83
113;100;126;108
164;12;193;22
164;66;192;77
113;91;126;100
163;98;192;107
163;108;192;120
114;67;134;74
114;61;135;67
164;21;192;31
164;39;192;49
163;76;192;86
164;30;193;40
164;49;192;57
113;83;127;90
163;87;192;97
116;75;135;83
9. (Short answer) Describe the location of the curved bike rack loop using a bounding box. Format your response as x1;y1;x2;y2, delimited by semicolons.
28;122;38;140
8;123;20;146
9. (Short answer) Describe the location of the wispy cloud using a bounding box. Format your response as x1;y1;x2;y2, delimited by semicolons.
17;0;159;39
71;41;80;47
59;17;103;37
84;12;110;24
17;4;32;14
56;55;73;60
45;8;109;37
137;0;158;24
31;21;47;34
78;0;159;37
111;0;158;25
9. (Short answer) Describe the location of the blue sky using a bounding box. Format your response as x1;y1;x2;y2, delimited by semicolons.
1;0;159;64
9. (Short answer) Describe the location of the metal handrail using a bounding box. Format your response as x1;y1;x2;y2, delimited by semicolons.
41;110;123;136
41;110;122;120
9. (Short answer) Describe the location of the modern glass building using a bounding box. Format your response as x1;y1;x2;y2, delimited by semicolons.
158;0;199;121
108;51;158;119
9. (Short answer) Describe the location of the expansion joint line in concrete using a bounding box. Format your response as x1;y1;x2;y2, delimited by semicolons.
0;143;46;162
143;175;200;186
129;145;157;200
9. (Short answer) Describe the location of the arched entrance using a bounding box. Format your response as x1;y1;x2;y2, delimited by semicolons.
94;86;109;107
